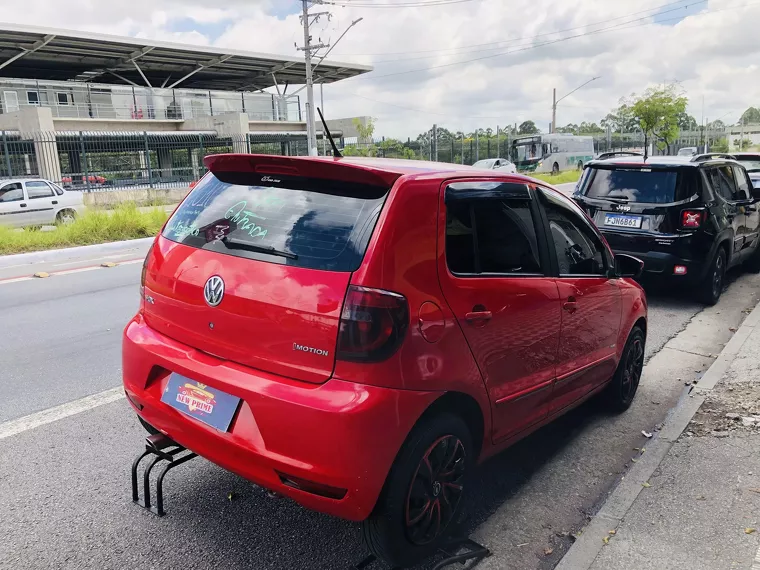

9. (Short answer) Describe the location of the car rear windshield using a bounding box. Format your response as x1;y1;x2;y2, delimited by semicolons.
584;167;694;204
162;173;388;272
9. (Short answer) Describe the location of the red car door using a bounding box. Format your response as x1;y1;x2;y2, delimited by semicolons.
438;181;562;443
536;187;622;414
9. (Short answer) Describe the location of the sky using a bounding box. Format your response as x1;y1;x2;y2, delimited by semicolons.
1;0;759;139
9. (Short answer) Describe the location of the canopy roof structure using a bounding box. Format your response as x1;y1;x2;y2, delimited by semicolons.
0;23;372;91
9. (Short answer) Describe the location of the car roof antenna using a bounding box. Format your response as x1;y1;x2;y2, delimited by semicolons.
317;107;342;158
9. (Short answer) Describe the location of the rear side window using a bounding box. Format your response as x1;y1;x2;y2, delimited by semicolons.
446;199;542;275
584;167;694;204
162;174;388;272
708;167;739;201
0;182;23;202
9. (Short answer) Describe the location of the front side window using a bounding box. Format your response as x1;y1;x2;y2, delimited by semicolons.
541;190;607;276
733;166;751;200
25;181;55;199
446;198;542;275
0;182;23;203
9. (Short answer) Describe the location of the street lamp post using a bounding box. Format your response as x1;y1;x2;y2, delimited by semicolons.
552;77;601;133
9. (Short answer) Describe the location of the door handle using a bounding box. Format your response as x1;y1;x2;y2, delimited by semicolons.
19;203;27;208
52;200;58;205
465;310;492;323
563;296;578;313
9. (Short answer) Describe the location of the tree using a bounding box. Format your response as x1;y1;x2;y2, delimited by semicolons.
601;103;638;132
556;124;579;134
677;112;699;131
734;138;752;151
354;117;376;142
578;121;604;134
706;119;725;130
518;120;540;135
627;84;688;159
740;107;760;125
712;137;729;153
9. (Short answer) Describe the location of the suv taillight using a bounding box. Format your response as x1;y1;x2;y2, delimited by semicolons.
337;285;409;363
681;209;706;229
139;243;155;299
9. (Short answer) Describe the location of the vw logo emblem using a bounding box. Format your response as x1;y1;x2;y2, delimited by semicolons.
203;276;225;307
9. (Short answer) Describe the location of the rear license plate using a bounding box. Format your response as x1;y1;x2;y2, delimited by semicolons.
160;373;241;432
604;213;643;229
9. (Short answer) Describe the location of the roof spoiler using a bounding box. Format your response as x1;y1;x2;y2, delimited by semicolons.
203;154;402;188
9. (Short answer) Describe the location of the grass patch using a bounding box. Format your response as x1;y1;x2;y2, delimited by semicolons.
0;203;169;255
530;170;583;185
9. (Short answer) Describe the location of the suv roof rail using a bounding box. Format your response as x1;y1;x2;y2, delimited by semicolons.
596;151;644;160
691;153;736;162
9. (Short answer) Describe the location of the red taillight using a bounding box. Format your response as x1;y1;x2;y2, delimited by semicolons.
140;243;155;299
681;209;705;229
337;285;409;363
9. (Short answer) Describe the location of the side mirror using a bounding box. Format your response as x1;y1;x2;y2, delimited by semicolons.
615;254;644;279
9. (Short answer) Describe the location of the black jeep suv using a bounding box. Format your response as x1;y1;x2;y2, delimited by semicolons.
573;155;760;304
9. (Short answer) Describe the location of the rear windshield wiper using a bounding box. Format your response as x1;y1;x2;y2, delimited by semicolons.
222;236;298;260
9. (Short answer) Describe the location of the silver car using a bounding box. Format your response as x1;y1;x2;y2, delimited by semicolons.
0;178;85;228
471;158;518;173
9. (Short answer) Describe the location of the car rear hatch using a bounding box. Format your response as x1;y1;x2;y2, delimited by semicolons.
142;155;400;384
574;163;701;250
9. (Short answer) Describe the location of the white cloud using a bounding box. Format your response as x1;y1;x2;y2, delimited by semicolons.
2;0;759;138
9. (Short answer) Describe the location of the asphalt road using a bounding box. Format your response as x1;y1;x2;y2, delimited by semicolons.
2;192;760;569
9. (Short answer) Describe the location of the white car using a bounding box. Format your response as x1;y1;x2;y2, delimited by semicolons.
472;158;518;173
0;178;85;228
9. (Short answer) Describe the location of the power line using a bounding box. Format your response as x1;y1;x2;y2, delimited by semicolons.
321;0;478;6
342;2;758;81
333;0;699;57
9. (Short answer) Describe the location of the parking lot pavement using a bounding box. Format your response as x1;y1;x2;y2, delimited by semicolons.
1;259;759;569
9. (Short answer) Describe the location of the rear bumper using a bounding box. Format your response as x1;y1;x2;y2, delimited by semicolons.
615;249;706;283
122;315;439;521
601;230;712;283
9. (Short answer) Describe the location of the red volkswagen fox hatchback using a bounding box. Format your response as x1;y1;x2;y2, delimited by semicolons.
123;154;647;567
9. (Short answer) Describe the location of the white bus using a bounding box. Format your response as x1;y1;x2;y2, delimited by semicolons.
510;134;595;174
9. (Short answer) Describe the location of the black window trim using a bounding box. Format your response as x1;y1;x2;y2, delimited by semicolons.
536;186;613;279
443;183;551;279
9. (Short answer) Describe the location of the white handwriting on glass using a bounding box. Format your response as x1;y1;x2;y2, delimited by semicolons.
169;220;200;239
224;201;268;238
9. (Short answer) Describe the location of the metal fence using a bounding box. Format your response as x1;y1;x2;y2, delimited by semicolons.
0;127;736;193
0;131;317;191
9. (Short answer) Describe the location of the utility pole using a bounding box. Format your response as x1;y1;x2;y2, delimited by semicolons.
551;88;556;134
433;124;438;161
552;77;600;135
298;1;330;156
320;83;326;156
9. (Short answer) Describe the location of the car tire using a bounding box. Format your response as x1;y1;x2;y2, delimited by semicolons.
362;413;473;568
138;415;160;435
696;247;726;305
603;326;645;412
56;209;77;225
552;162;560;175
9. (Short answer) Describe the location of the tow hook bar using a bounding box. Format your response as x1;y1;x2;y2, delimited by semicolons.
131;433;197;516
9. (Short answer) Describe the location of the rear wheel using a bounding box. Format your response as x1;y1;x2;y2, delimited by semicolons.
552;162;560;175
56;209;77;225
362;413;473;568
603;326;645;412
696;248;726;305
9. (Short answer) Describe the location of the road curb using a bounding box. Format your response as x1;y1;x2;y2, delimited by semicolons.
555;299;760;570
0;237;154;270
